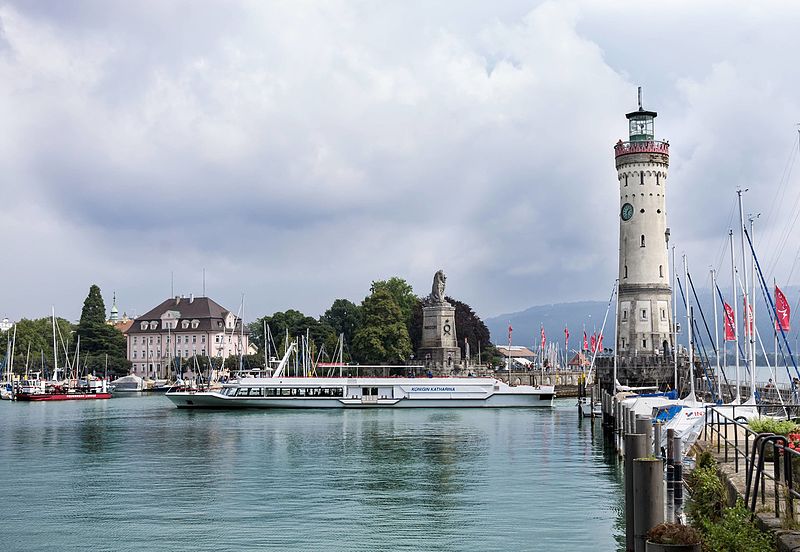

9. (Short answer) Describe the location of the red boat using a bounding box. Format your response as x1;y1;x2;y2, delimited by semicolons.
15;391;112;401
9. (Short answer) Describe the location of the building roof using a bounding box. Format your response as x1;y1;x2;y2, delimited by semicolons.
113;320;134;335
568;352;590;367
128;296;249;334
495;345;536;358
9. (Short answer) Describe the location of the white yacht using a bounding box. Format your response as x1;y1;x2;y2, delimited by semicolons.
167;341;553;409
167;376;555;409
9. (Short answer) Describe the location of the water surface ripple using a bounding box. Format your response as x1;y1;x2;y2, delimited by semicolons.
0;396;623;551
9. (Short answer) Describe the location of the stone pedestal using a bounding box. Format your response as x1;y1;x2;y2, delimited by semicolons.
417;303;461;374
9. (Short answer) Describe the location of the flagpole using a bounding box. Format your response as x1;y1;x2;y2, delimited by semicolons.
712;268;721;402
613;278;619;393
730;229;741;403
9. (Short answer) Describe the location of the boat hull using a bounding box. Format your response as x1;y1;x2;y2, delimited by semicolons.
15;392;112;401
167;391;555;409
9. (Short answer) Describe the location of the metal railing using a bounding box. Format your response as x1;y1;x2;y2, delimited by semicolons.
704;404;800;519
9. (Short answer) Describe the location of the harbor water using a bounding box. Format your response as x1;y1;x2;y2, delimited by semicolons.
0;396;624;551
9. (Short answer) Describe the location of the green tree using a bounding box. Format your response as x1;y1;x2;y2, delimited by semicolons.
370;277;417;326
1;317;76;377
249;310;337;360
75;285;128;376
351;288;412;364
320;299;362;356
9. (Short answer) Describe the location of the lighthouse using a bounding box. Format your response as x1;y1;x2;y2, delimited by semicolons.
615;89;672;359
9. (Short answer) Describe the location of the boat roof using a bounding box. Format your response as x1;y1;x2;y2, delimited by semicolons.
231;377;503;386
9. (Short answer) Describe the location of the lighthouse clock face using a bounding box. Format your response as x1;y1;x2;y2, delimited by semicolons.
621;203;634;221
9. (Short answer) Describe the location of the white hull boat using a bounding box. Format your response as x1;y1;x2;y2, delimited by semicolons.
167;376;556;409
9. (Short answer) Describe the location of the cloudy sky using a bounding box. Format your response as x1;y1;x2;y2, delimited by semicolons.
2;0;799;323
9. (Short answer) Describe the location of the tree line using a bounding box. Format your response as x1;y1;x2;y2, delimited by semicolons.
0;277;502;378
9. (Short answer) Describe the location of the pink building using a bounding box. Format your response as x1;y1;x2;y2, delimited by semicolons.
127;295;250;379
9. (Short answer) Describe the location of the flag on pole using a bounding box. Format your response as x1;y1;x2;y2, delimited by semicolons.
583;331;588;351
775;285;791;332
540;325;546;352
597;333;603;351
723;302;735;341
508;323;513;346
564;325;569;352
590;333;597;353
743;298;754;337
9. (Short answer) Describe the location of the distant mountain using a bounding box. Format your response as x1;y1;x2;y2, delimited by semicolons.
485;285;800;352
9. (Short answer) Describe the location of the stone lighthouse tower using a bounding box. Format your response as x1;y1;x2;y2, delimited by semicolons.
615;89;672;360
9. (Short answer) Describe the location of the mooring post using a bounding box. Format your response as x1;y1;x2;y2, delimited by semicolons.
666;428;675;523
672;434;683;518
653;421;662;458
636;415;652;450
633;458;665;552
624;433;647;552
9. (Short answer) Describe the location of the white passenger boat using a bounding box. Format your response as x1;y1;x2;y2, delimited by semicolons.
167;376;555;409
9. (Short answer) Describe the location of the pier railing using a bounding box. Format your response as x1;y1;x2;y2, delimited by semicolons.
704;404;800;520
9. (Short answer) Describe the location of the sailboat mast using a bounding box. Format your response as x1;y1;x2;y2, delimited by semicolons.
52;307;58;381
672;246;678;391
612;279;619;392
684;254;695;398
711;268;721;401
729;230;741;403
737;189;755;400
749;214;758;395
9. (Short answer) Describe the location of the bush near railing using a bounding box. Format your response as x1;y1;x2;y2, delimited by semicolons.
686;453;774;552
748;418;799;436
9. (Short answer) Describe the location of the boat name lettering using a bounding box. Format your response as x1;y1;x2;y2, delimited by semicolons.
410;386;455;392
423;325;436;330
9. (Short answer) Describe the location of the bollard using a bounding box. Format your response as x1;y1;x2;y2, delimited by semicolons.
633;458;665;552
653;422;662;458
624;433;647;552
636;415;653;449
628;409;637;437
666;428;675;523
672;434;683;517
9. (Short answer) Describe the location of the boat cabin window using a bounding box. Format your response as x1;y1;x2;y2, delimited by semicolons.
362;387;378;396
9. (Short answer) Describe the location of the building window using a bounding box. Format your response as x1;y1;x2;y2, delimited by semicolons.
149;321;157;330
192;335;197;344
215;335;220;343
640;172;644;185
149;336;153;344
140;322;148;330
182;320;189;329
624;265;628;279
201;348;206;356
192;320;199;329
641;235;645;247
641;309;648;320
642;338;647;348
622;310;628;321
133;351;137;359
201;335;206;343
659;265;663;278
621;338;626;348
656;173;660;185
661;309;667;320
624;174;628;187
133;336;138;344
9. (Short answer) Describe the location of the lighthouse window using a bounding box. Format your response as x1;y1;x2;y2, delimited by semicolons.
622;310;628;321
661;309;667;320
656;173;660;185
640;209;645;213
640;173;644;185
641;309;648;320
659;265;663;277
624;174;628;186
621;338;626;348
657;209;661;213
641;235;646;247
624;265;628;279
642;338;647;348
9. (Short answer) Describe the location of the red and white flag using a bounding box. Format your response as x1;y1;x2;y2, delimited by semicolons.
590;334;597;353
776;285;791;332
743;298;754;337
564;326;569;350
583;331;588;351
508;323;513;346
540;325;546;351
723;302;736;341
597;333;604;351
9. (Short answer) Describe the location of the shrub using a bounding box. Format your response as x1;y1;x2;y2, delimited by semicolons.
748;417;798;436
700;499;773;552
686;465;725;524
647;523;702;545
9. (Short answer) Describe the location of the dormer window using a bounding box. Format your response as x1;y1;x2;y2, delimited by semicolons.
140;321;148;330
182;320;190;329
191;319;199;329
149;321;157;330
